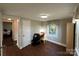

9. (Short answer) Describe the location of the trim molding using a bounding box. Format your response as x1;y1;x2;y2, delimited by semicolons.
21;43;31;49
47;39;66;47
16;43;22;49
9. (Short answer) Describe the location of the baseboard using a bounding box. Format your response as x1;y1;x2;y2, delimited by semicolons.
75;48;79;56
47;39;66;47
16;41;31;49
16;43;22;49
21;43;31;49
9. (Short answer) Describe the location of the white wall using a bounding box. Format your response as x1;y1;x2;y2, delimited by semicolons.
31;20;41;39
21;19;31;48
42;19;72;47
12;19;19;41
11;18;21;49
75;21;79;55
9;17;42;49
17;19;22;49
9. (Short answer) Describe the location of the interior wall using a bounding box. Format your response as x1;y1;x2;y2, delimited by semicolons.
12;19;19;41
16;19;41;49
42;19;72;46
41;21;47;33
12;18;22;49
75;21;79;55
31;20;41;39
17;19;22;49
21;19;31;48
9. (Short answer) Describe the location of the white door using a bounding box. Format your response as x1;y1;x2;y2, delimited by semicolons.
21;19;31;48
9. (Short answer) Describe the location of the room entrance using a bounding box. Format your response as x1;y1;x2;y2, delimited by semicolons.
2;22;14;46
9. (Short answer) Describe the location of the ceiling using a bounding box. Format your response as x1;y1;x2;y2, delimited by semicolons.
0;3;77;21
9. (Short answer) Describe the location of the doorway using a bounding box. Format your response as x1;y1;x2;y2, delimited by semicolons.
2;19;21;56
2;22;14;46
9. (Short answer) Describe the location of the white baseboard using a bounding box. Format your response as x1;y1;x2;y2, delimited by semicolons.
75;48;79;56
16;43;22;49
47;39;66;47
16;40;31;49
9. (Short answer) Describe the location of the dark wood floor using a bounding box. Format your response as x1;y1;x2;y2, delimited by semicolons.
3;36;73;56
0;50;1;56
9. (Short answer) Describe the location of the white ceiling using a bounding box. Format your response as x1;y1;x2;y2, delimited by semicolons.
0;3;77;21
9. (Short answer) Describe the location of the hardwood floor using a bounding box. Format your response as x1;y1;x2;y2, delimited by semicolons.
3;38;74;56
3;35;14;46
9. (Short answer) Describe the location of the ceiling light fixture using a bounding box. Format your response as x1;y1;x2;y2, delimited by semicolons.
8;18;12;21
40;15;48;19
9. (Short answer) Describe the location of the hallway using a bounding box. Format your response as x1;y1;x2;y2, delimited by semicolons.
0;3;78;56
